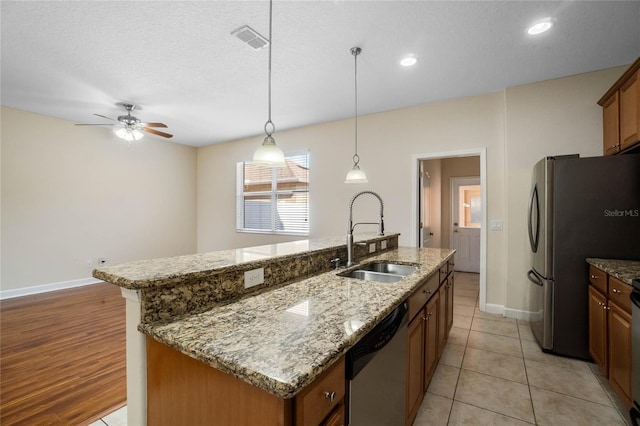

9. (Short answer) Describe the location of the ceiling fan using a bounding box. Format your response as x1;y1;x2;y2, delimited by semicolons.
75;103;173;141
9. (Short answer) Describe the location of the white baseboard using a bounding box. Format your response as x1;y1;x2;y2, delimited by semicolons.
479;304;534;321
0;277;104;300
503;307;534;321
484;303;504;315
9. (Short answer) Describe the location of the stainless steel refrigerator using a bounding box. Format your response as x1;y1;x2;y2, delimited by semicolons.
527;154;640;360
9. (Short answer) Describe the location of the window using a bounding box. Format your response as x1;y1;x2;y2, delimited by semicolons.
236;152;309;235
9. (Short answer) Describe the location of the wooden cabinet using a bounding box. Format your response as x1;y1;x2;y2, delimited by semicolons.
446;273;454;331
609;300;632;407
423;293;439;393
147;337;345;426
620;69;640;150
406;256;455;425
587;265;633;408
588;285;608;372
295;357;346;426
602;92;621;154
406;312;425;424
599;58;640;155
322;404;345;426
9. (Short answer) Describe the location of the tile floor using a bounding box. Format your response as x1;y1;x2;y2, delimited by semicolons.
88;406;127;426
89;272;632;426
413;272;632;426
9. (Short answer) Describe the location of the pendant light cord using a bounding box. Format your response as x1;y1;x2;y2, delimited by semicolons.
352;47;361;166
265;0;275;138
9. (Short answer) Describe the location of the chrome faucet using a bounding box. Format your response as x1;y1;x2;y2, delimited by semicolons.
347;191;384;267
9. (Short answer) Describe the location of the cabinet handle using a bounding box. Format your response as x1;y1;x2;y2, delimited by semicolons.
423;289;432;294
423;316;427;322
590;275;598;279
324;391;336;402
603;305;610;310
597;302;604;306
612;288;621;294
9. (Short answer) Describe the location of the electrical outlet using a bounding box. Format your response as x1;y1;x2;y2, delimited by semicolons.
244;268;264;288
381;240;387;250
98;257;108;266
369;243;376;253
490;220;503;231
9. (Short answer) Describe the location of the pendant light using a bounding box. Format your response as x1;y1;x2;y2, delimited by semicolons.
252;0;286;167
345;47;368;183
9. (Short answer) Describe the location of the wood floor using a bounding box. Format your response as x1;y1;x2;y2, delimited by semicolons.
1;283;126;425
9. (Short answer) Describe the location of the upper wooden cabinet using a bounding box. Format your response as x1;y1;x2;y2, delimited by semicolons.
598;58;640;155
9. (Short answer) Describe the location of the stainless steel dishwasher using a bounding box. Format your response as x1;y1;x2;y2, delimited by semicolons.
346;301;408;426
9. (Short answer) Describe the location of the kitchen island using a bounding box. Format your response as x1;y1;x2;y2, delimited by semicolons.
94;234;455;425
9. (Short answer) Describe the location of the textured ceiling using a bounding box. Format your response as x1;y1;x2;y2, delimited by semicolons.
2;1;639;147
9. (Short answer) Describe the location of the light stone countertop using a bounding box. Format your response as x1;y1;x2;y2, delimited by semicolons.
139;246;455;399
586;258;640;285
93;233;392;289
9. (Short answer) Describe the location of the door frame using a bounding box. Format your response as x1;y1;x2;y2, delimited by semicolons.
411;148;487;312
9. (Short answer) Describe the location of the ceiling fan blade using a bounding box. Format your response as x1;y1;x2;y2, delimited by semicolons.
139;122;167;128
74;123;116;126
93;113;117;121
143;127;173;138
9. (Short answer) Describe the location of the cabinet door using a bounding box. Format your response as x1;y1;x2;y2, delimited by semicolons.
322;403;345;426
602;91;620;155
423;293;439;392
620;70;640;150
406;312;425;424
437;284;447;357
608;300;632;407
588;286;608;375
446;274;455;332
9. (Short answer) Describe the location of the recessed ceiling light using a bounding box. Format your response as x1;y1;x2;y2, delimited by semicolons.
527;17;553;35
400;56;417;67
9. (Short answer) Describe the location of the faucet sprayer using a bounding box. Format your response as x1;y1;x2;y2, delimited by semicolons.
347;191;385;267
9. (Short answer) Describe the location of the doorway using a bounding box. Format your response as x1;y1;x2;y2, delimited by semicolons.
411;148;487;311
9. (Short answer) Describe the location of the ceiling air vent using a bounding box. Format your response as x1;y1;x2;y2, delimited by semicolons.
231;25;269;51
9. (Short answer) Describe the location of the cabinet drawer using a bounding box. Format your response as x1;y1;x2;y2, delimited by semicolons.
408;274;439;320
448;257;455;273
439;264;448;284
295;357;345;426
608;277;631;314
589;265;608;295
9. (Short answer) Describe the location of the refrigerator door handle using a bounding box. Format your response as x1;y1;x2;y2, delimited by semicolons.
528;185;540;253
527;269;544;287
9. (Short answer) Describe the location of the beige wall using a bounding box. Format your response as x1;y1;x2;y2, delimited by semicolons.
1;107;198;292
502;66;626;314
1;65;627;311
197;66;627;314
198;91;508;306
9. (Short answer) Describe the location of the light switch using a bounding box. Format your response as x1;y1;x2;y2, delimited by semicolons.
490;220;503;231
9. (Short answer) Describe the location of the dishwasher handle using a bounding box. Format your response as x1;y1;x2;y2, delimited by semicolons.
346;301;408;380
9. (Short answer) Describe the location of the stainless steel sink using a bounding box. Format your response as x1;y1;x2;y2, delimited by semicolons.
339;262;417;283
359;262;417;276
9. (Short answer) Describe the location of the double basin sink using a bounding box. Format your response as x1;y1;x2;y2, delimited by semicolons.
339;262;417;283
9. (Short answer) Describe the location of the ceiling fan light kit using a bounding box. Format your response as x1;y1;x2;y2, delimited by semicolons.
345;46;368;184
75;102;172;143
252;0;286;167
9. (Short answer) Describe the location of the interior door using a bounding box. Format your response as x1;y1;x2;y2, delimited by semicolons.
451;177;480;273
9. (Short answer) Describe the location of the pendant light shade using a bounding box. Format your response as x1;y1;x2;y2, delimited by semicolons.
252;0;286;167
345;47;368;183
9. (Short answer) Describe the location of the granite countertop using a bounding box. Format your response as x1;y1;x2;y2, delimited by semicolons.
586;258;640;285
140;246;454;399
93;233;394;289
